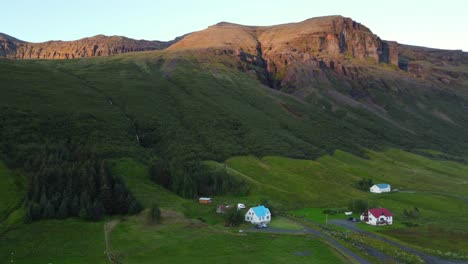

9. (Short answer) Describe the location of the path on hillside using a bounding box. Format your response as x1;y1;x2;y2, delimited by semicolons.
104;220;121;264
399;190;468;202
244;225;374;264
329;219;468;264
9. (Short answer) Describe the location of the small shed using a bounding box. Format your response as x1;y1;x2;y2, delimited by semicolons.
199;197;212;204
370;183;391;193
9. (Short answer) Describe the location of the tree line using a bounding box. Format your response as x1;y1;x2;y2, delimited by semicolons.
22;142;142;223
149;158;249;199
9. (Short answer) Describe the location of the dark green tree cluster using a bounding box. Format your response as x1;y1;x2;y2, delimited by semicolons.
223;207;244;227
260;199;276;217
149;159;249;198
354;178;374;191
23;143;142;223
348;199;373;214
403;207;420;219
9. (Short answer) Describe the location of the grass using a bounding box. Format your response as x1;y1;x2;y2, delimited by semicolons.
0;215;347;264
222;149;468;208
110;216;347;264
1;49;467;165
220;150;468;258
0;162;25;217
268;216;304;230
111;158;186;210
289;193;468;258
0;162;26;233
0;219;107;264
291;208;358;224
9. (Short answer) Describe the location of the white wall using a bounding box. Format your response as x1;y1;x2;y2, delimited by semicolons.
245;208;271;224
370;185;391;193
362;213;392;225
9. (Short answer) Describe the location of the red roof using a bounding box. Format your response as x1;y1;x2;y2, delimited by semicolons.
368;208;392;217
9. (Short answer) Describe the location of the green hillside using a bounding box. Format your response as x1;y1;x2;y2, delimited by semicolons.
1;51;467;165
1;49;468;263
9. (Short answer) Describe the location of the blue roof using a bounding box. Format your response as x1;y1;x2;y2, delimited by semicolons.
376;183;390;189
251;206;269;217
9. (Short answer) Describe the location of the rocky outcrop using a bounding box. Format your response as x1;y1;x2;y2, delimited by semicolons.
397;44;467;83
0;33;177;59
169;16;468;94
169;16;401;92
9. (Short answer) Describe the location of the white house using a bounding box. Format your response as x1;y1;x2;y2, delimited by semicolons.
370;183;391;193
245;205;271;225
360;208;393;226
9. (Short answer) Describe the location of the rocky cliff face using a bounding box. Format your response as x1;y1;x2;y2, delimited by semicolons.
168;16;401;92
0;33;175;59
169;16;467;95
397;44;467;85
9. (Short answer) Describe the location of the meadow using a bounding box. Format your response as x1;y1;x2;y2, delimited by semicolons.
0;215;348;264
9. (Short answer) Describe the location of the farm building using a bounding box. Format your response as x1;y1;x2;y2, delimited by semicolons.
245;205;271;225
370;183;391;193
199;197;212;204
360;208;393;226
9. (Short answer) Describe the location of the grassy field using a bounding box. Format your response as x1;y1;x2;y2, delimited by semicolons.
268;216;305;230
0;219;107;264
110;216;347;264
222;149;468;208
0;162;24;217
0;162;26;233
219;149;468;258
0;214;347;264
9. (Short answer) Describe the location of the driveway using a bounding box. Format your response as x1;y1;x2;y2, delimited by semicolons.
329;219;468;264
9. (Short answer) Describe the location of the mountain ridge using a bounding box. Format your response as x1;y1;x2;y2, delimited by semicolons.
0;33;180;59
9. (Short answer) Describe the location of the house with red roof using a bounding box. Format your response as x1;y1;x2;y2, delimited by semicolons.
360;208;393;226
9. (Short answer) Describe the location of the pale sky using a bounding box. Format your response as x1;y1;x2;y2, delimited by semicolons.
3;0;467;51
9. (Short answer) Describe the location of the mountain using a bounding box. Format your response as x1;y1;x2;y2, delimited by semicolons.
0;15;466;160
169;15;467;93
0;33;178;59
1;15;468;263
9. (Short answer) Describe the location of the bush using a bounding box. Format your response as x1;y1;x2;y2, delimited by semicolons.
403;207;420;219
348;199;372;214
354;178;374;191
147;204;161;224
223;207;244;227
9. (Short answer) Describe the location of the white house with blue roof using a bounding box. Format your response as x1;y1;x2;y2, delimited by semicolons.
245;205;271;225
370;183;391;193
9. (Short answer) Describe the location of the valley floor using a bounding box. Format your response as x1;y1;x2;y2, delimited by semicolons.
1;149;468;263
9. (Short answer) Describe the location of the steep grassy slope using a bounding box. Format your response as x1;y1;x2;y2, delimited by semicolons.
1;50;467;165
0;162;26;233
221;149;468;208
